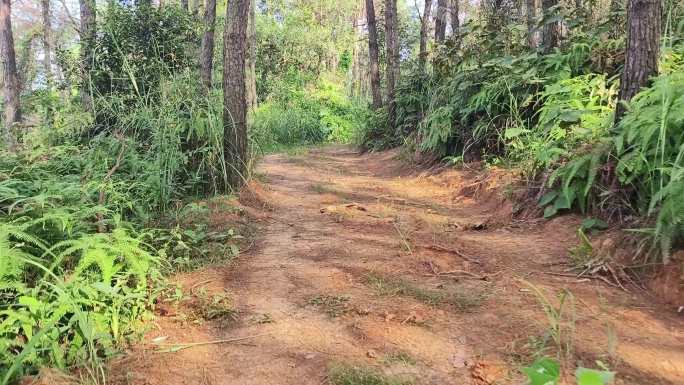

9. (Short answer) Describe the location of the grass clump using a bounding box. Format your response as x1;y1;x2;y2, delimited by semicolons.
365;273;486;312
328;365;413;385
307;294;352;318
382;351;417;366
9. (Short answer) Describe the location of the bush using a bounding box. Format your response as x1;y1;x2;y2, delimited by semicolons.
251;76;365;153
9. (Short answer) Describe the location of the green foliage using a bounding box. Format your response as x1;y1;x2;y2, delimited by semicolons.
93;3;199;99
251;77;366;152
523;357;615;385
359;3;684;261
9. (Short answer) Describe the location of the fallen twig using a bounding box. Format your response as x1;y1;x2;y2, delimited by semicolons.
419;244;482;265
153;333;271;353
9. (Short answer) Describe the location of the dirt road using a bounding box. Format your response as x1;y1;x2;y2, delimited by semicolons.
113;146;683;385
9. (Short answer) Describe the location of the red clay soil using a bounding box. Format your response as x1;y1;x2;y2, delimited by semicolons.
108;146;683;385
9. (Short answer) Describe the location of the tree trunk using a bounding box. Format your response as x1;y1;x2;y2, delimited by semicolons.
41;0;54;126
246;0;257;110
199;0;216;89
450;0;459;41
365;0;382;109
181;0;188;12
609;0;625;39
615;0;661;122
418;0;433;72
191;0;199;16
1;0;20;150
223;0;249;189
79;0;96;111
526;0;537;48
384;0;399;129
541;0;559;52
435;0;447;43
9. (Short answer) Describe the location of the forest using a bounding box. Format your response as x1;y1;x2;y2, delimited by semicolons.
0;0;682;384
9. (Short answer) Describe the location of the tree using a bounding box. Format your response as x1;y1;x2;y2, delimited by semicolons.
223;0;250;188
41;0;54;125
246;0;257;110
435;0;447;43
79;0;96;111
541;0;559;52
615;0;662;122
365;0;382;109
199;0;217;89
385;0;399;128
418;0;433;72
526;0;537;48
1;0;20;150
449;0;459;42
181;0;188;12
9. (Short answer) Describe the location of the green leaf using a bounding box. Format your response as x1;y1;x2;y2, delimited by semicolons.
575;367;615;385
539;191;558;206
544;205;559;218
522;358;560;385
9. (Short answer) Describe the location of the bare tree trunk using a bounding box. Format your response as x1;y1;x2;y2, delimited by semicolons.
79;0;96;111
435;0;447;42
365;0;382;109
1;0;20;150
41;0;54;126
199;0;216;89
418;0;433;72
385;0;399;128
526;0;537;48
449;0;459;41
609;0;625;39
246;0;257;110
181;0;188;12
541;0;559;52
223;0;249;188
615;0;661;122
191;0;199;16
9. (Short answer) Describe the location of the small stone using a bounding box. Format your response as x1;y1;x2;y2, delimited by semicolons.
366;349;378;359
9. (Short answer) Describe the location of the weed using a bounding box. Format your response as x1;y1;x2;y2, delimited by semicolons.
308;294;352;318
519;280;576;360
328;364;413;385
194;290;239;324
249;313;274;324
523;357;615;385
365;274;486;311
382;351;417;366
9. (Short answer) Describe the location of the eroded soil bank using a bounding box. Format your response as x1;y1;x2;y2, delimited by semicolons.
110;146;683;385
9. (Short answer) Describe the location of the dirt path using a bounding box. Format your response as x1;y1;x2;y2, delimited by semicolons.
112;146;683;385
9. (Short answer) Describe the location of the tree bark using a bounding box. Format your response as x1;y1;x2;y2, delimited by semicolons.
181;0;188;12
541;0;559;53
41;0;54;126
435;0;447;43
609;0;625;39
418;0;433;72
0;0;19;150
246;0;257;110
223;0;249;189
191;0;199;16
384;0;399;128
199;0;216;89
449;0;459;41
365;0;382;109
615;0;661;122
1;0;20;150
79;0;96;111
526;0;537;48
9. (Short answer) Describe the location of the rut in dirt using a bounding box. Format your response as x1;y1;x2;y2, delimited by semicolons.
113;146;683;385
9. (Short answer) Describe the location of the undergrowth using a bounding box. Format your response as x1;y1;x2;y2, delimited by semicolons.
358;4;684;263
